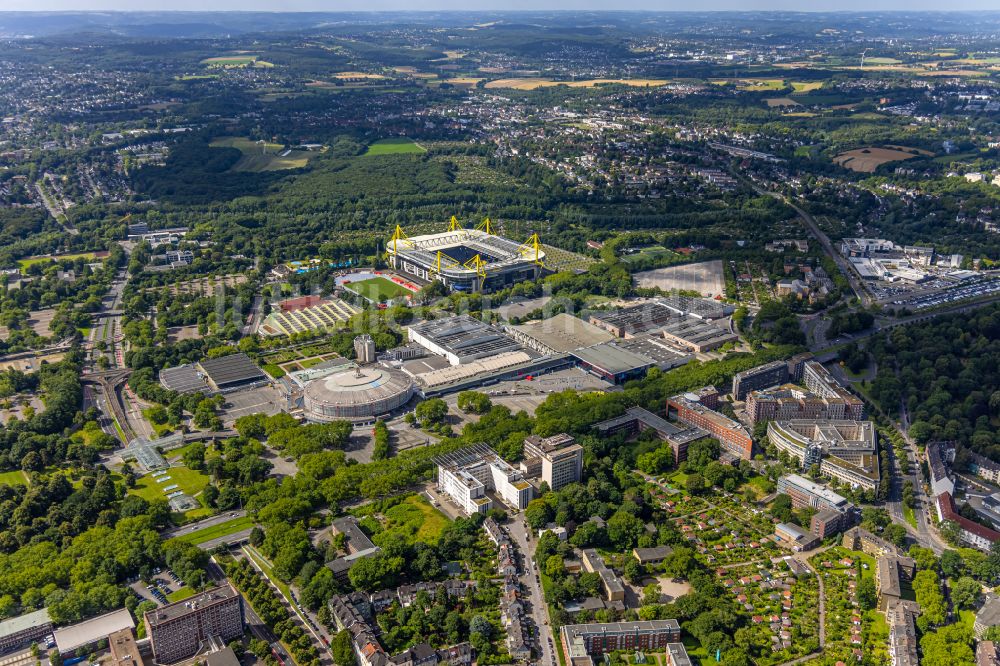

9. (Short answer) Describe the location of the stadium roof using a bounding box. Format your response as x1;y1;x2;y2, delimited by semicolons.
0;608;50;640
54;609;134;654
199;353;267;389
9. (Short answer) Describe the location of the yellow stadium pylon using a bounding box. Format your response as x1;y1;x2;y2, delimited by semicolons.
447;215;462;232
474;217;493;235
518;233;544;266
463;254;488;279
389;225;412;254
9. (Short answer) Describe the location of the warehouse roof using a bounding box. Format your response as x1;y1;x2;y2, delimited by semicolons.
199;353;267;388
159;363;210;394
508;313;614;353
0;608;51;640
572;342;655;376
54;608;134;654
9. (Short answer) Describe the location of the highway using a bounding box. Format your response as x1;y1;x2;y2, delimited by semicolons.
160;510;248;539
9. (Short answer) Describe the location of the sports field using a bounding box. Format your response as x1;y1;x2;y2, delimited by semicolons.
345;276;414;301
18;251;98;270
210;136;314;172
173;516;255;545
364;138;426;156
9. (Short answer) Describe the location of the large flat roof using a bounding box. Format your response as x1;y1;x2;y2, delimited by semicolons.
54;609;134;654
509;313;614;353
780;473;849;508
145;584;238;628
159;363;210;394
409;315;524;360
0;608;51;640
571;342;655;376
199;353;267;388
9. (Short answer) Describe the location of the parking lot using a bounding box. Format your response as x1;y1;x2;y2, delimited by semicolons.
894;276;1000;310
219;385;286;423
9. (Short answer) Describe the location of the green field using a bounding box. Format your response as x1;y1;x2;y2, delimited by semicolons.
210;136;314;172
364;137;426;156
383;494;450;543
173;516;255;545
0;470;28;487
166;587;197;603
18;251;98;270
130;465;210;505
201;55;273;68
345;276;413;302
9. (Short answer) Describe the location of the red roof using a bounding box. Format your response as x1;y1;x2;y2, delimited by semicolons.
279;295;327;312
937;492;1000;543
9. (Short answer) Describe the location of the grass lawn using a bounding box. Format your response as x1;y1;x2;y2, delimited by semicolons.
18;252;97;270
166;587;197;603
0;470;28;486
263;363;286;379
174;516;255;545
903;503;917;529
364;137;426;156
383;495;450;543
791;81;824;93
130;465;210;504
960;609;976;631
345;276;413;302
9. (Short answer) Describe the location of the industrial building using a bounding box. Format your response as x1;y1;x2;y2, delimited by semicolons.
594;406;708;465
657;295;734;320
0;608;52;655
160;353;269;395
386;223;545;293
767;420;879;491
53;608;134;656
145;584;244;664
571;342;655;384
506;313;614;354
521;433;583;491
300;364;415;423
667;390;754;460
559;621;684;666
408;315;525;366
435;444;534;515
587;301;682;337
655;316;737;353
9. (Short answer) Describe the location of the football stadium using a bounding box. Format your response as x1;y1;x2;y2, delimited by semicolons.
386;218;546;293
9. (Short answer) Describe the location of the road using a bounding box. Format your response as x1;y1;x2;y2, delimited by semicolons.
160;510;248;539
506;518;557;666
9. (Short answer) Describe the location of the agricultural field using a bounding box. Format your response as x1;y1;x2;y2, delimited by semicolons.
344;276;414;302
711;78;786;91
484;78;668;90
443;77;484;88
832;146;929;173
364;137;427;155
172;516;256;545
201;55;273;68
433;154;521;187
790;81;824;93
210;137;315;172
765;97;801;108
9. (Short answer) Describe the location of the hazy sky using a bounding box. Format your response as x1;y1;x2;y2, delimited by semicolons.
4;0;1000;10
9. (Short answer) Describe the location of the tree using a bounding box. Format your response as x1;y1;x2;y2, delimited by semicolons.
607;510;645;550
913;570;947;626
637;446;674;475
920;623;975;666
857;577;877;611
951;576;982;610
685;472;706;495
525;499;553;530
331;630;355;666
456;391;492;414
415;398;448;426
883;523;907;548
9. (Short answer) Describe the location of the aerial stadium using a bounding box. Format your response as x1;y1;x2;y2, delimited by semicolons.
386;217;546;293
300;364;415;423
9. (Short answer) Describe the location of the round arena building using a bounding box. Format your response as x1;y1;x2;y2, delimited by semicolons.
302;366;415;423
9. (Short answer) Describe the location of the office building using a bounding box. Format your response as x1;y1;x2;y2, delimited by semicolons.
732;361;789;401
746;383;865;425
522;433;583;491
777;474;855;538
801;362;865;419
593;406;707;464
145;584;244;664
559;621;682;666
581;550;625;602
767;420;879;491
774;523;819;551
0;609;52;655
354;335;377;364
667;391;753;460
435;444;533;515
